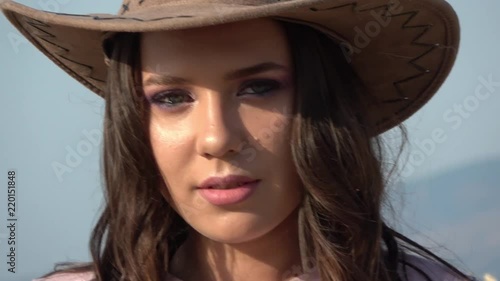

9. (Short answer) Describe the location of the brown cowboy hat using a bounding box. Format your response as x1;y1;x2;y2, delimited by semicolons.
0;0;460;135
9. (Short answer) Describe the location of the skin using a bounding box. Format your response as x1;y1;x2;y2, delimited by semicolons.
140;18;304;281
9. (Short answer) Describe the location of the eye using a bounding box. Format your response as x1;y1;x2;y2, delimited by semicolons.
149;90;193;109
147;79;282;109
238;79;282;96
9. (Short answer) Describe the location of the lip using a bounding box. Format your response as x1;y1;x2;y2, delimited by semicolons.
198;180;261;206
197;175;258;189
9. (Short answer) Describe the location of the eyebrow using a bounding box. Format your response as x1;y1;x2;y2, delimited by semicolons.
143;62;289;87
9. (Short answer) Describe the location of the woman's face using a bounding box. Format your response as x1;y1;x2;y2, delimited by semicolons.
140;18;303;243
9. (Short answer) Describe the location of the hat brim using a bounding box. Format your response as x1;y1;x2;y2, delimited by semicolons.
0;0;460;135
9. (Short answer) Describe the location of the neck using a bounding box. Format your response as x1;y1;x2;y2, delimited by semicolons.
169;207;303;281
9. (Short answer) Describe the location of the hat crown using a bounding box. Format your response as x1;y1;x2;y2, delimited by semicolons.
117;0;283;15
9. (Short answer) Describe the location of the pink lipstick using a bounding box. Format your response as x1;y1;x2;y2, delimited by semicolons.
197;175;260;206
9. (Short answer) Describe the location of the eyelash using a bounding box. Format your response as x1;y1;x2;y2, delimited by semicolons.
148;79;282;109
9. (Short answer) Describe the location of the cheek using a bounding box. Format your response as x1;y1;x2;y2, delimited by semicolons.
246;105;294;156
149;117;188;151
149;115;195;163
149;119;190;213
149;118;192;200
249;107;301;193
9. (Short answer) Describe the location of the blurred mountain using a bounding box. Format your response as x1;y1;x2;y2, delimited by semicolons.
389;158;500;278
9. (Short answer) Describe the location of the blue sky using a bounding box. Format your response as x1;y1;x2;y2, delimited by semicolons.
0;1;498;280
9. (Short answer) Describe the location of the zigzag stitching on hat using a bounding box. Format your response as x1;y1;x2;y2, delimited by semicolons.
23;17;105;87
387;11;437;104
309;2;439;105
58;54;106;83
36;36;70;53
309;2;354;12
25;19;69;54
310;1;396;13
356;3;397;13
25;19;53;37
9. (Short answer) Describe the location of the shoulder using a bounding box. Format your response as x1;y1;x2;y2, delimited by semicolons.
33;271;95;281
399;253;477;281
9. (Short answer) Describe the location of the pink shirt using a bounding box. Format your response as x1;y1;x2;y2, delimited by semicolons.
33;254;474;281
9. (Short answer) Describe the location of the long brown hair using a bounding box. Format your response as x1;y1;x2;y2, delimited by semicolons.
39;20;471;281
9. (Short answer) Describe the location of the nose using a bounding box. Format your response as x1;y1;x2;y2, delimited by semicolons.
195;92;245;159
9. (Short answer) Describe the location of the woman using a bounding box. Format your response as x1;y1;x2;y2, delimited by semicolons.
1;0;475;280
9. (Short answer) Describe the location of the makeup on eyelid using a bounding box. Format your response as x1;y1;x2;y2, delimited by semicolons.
143;74;293;107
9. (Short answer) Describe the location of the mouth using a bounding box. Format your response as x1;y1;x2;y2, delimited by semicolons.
197;179;261;206
205;180;259;190
197;175;260;190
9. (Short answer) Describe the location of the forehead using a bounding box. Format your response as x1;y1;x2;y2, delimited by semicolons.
139;18;291;73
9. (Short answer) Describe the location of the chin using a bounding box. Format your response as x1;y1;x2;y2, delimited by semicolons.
191;215;274;244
